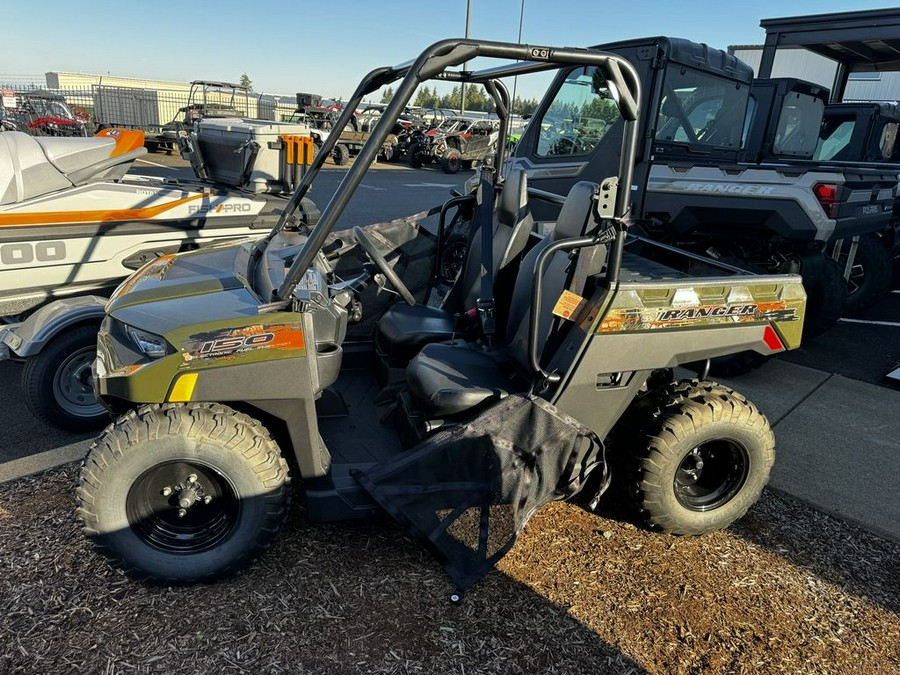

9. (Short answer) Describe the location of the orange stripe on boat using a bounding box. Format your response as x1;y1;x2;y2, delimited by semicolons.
0;193;206;227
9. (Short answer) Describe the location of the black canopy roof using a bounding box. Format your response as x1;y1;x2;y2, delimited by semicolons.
758;8;900;100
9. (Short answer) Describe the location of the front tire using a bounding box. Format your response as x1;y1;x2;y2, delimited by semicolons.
22;324;109;432
627;380;774;535
408;142;424;168
77;403;291;584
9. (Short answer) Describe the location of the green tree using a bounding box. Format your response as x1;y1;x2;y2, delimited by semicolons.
439;86;461;110
512;96;538;116
461;85;492;112
381;86;394;103
414;85;440;109
239;72;253;91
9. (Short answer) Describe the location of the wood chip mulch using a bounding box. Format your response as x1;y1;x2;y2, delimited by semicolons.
0;465;897;675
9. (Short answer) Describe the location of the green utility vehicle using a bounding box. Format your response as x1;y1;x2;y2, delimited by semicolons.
78;39;807;596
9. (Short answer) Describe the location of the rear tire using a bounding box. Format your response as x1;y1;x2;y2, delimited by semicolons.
77;403;291;584
839;234;893;315
625;380;774;535
22;324;110;432
332;143;350;166
439;232;469;283
803;256;848;338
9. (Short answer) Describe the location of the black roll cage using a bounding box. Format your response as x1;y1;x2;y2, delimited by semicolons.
270;38;642;302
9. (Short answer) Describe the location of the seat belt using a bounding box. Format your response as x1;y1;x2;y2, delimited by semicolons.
476;166;497;344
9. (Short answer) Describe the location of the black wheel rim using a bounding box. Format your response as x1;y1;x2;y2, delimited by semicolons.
440;241;468;281
836;250;864;297
673;440;750;512
52;346;106;419
127;460;240;553
847;260;864;296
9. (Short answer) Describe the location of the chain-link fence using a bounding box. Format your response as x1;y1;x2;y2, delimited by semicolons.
1;77;302;139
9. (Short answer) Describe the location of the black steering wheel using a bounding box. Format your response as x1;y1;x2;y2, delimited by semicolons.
352;226;417;306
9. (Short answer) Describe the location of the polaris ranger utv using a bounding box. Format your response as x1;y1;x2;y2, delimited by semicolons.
79;39;806;595
507;37;897;334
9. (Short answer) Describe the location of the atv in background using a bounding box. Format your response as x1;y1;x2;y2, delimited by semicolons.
409;116;500;172
153;80;252;153
291;95;400;165
358;105;428;163
0;91;87;137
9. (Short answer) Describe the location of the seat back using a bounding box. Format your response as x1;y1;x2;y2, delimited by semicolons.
505;181;604;375
440;168;533;314
0;132;72;205
496;168;534;268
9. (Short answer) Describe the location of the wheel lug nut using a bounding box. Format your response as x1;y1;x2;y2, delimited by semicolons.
162;487;172;497
188;474;198;483
203;496;212;504
178;508;187;518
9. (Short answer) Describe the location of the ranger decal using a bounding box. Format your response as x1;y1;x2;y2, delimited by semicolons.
658;305;757;321
597;302;799;333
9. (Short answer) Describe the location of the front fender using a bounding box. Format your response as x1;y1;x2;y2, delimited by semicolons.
1;296;107;358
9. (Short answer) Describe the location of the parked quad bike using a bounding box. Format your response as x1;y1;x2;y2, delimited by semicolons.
75;39;806;599
409;117;500;173
0;91;87;137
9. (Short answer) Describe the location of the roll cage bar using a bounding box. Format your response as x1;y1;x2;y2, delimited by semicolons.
270;38;642;301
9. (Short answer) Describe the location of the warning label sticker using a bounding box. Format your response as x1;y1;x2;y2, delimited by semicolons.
552;290;587;321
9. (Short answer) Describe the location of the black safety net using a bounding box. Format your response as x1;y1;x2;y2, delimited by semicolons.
353;394;605;595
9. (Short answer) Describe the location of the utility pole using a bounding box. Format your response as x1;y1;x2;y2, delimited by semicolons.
460;0;472;115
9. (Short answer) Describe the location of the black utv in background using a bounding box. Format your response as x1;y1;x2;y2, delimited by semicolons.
744;81;899;312
509;37;898;331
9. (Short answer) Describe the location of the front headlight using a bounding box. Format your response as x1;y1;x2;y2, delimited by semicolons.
125;325;170;358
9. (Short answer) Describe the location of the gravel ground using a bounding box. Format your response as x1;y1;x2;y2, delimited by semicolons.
0;464;897;675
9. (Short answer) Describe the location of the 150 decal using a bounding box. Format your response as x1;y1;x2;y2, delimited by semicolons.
182;323;305;365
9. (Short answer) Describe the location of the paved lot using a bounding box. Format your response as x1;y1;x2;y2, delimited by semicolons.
2;159;898;544
133;155;464;230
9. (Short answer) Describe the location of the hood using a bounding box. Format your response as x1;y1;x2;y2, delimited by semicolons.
106;240;257;315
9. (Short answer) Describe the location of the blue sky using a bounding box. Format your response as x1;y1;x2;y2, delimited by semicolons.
3;0;899;101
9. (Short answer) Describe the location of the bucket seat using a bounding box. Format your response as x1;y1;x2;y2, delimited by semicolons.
405;181;604;419
375;168;534;367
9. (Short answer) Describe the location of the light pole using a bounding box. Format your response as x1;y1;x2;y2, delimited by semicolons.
510;0;525;116
460;0;472;115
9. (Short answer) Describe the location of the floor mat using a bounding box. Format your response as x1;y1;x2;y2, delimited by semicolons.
318;368;402;466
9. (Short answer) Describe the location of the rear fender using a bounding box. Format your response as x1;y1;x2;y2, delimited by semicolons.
1;295;106;358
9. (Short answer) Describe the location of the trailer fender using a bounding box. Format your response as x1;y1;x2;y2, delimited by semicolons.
1;296;107;359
